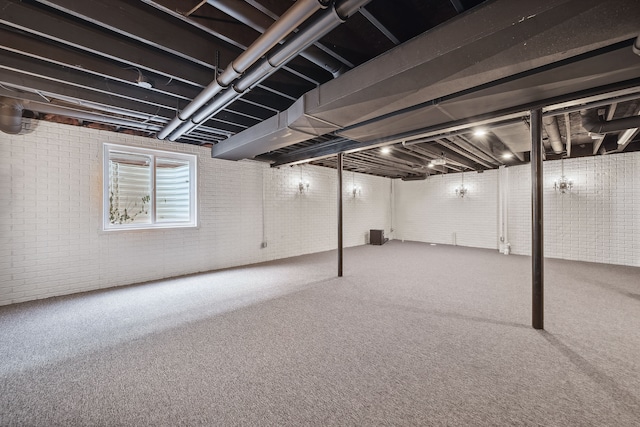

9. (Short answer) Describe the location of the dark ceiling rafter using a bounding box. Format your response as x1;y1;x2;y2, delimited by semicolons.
27;0;317;120
359;7;400;45
139;0;327;86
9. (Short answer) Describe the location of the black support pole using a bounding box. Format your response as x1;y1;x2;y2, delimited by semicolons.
530;108;544;330
337;152;343;277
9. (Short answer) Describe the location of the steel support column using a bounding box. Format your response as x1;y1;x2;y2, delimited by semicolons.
531;108;544;330
337;152;344;277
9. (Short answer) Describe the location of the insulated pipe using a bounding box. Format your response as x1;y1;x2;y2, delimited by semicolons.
236;7;344;92
207;0;346;77
634;34;640;56
157;0;327;140
167;0;370;141
168;87;242;140
580;109;640;134
0;97;24;134
542;115;563;153
224;0;327;80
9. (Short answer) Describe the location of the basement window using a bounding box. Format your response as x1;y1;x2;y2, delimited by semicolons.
103;144;197;230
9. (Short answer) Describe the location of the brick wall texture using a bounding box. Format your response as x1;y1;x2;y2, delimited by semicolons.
1;121;638;305
0;121;391;305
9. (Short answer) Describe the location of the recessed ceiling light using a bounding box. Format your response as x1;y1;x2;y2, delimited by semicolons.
380;147;391;154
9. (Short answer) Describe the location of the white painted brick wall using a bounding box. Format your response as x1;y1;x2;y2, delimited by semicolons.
3;120;637;306
394;170;499;249
507;152;640;267
0;121;392;305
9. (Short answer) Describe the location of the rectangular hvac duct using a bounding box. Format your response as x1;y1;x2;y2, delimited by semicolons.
212;0;640;161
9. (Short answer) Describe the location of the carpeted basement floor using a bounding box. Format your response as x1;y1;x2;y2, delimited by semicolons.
1;241;639;426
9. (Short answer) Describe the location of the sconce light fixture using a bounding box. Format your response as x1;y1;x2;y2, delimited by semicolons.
554;157;572;194
298;165;309;194
554;177;572;193
456;171;468;198
352;185;361;197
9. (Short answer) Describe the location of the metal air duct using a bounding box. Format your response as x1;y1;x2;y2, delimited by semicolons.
211;0;640;161
580;109;640;134
157;0;328;140
207;0;346;77
542;116;564;153
0;97;24;134
168;0;371;142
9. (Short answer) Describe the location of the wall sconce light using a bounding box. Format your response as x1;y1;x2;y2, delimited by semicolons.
455;171;468;198
352;185;361;197
554;177;572;193
554;157;572;194
298;165;309;194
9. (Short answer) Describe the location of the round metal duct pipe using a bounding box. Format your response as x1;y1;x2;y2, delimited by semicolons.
580;109;640;134
542;116;564;154
0;97;24;134
633;34;640;56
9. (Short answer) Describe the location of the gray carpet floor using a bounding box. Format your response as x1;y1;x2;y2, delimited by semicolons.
1;241;639;426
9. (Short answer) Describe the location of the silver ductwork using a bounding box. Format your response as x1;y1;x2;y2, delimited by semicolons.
164;0;370;142
207;0;346;77
634;34;640;56
542;116;564;154
157;0;328;140
211;0;640;161
580;109;640;134
0;97;24;134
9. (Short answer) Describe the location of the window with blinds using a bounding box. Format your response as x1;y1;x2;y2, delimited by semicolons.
103;144;197;230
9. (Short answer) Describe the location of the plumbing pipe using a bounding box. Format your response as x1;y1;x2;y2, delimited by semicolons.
158;0;327;140
166;0;371;141
207;0;345;77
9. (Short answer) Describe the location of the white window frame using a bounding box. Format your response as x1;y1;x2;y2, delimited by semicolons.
103;143;197;231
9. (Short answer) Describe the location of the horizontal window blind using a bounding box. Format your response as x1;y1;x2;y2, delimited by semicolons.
104;144;197;230
156;163;190;222
109;160;152;225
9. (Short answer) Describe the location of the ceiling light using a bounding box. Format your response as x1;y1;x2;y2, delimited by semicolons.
473;128;487;137
134;69;153;89
298;165;309;194
431;153;447;166
502;152;513;159
380;147;391;154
